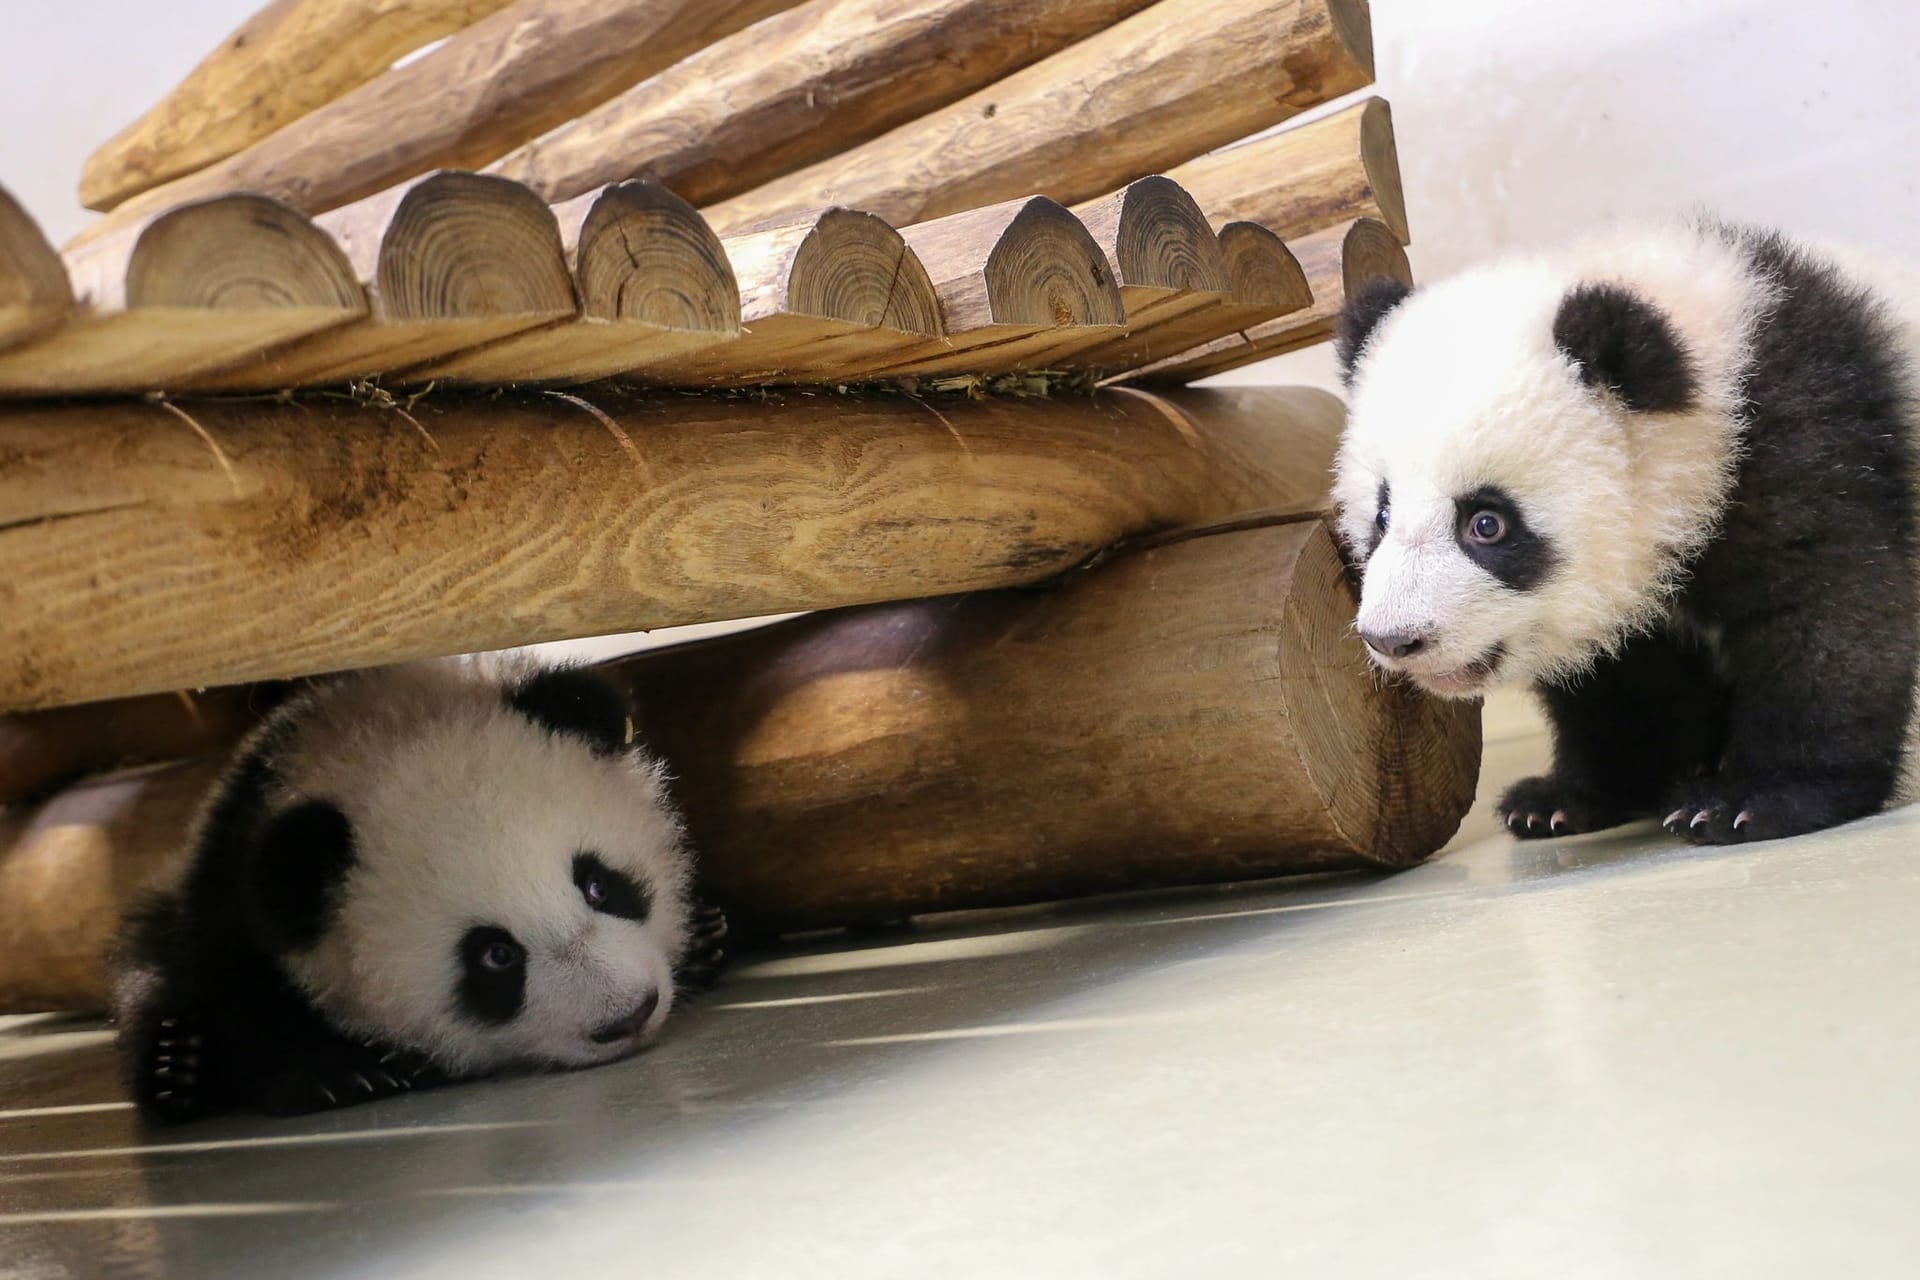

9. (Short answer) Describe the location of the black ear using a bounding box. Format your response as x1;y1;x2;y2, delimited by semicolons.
505;666;633;757
1334;276;1413;383
245;799;357;955
1552;283;1697;412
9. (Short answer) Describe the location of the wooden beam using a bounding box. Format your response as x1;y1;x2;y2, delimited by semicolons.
0;385;1340;711
1124;217;1409;382
0;183;73;353
492;0;1159;208
614;517;1481;932
68;0;811;248
704;0;1374;233
631;208;941;385
182;172;576;390
407;180;739;384
1165;95;1408;242
0;195;363;396
80;0;519;212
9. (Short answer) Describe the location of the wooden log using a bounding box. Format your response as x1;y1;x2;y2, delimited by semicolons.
1165;96;1408;242
1063;221;1311;372
704;0;1373;235
80;0;519;212
833;197;1124;381
611;517;1481;932
0;385;1338;711
1124;217;1409;382
492;0;1160;209
0;184;74;353
0;196;364;397
181;172;576;390
632;209;940;386
67;0;811;250
407;181;739;384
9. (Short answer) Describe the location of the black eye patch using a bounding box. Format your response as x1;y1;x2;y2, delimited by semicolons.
1453;485;1556;591
1366;480;1390;558
572;851;651;922
457;925;527;1025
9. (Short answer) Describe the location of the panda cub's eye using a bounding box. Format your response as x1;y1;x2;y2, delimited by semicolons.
480;940;522;971
573;851;651;921
1466;510;1508;544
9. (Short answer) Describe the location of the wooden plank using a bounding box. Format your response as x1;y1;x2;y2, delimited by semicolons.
68;0;811;248
408;180;739;384
1124;217;1410;382
1165;95;1408;242
0;184;74;353
0;385;1342;711
81;0;518;212
182;171;576;390
492;0;1159;208
632;208;940;386
705;0;1374;234
0;195;363;397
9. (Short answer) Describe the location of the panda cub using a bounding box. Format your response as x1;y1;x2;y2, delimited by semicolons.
111;659;727;1123
1333;217;1920;845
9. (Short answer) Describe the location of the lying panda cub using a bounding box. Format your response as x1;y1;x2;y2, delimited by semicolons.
1333;217;1920;845
111;660;727;1123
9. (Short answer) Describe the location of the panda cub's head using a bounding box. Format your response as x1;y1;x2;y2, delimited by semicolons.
1331;224;1762;698
260;661;693;1076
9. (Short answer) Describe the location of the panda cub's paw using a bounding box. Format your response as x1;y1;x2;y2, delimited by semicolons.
1662;776;1880;846
674;903;730;993
260;1044;446;1116
136;1010;210;1125
1497;775;1628;838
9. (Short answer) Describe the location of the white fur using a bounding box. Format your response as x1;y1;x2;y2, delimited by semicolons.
270;661;692;1076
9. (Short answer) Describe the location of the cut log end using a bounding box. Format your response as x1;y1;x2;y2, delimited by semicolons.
1338;215;1411;296
1217;222;1312;311
0;185;75;349
788;209;941;335
574;180;739;331
1359;97;1409;243
1077;176;1231;294
126;195;364;311
981;198;1126;328
379;171;576;321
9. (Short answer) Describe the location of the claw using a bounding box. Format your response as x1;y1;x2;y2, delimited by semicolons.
1734;810;1752;830
349;1072;374;1095
1525;813;1541;831
1549;810;1567;834
1663;808;1688;829
1690;809;1711;829
318;1085;338;1106
1505;812;1520;831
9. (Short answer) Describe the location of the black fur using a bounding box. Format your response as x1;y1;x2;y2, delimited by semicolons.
1453;485;1557;592
1552;282;1699;412
573;850;652;922
456;926;528;1025
1335;276;1413;383
505;666;633;757
243;800;355;953
1510;227;1917;844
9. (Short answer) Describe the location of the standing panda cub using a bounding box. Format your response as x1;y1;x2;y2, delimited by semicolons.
1333;218;1920;845
111;660;728;1123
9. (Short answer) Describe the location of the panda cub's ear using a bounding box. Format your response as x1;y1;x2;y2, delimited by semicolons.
1552;282;1697;412
505;666;635;757
245;800;357;955
1334;276;1413;384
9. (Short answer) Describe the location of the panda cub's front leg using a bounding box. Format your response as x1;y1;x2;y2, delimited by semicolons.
1499;629;1726;838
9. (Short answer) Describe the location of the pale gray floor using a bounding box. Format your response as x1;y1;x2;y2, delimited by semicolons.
3;694;1918;1278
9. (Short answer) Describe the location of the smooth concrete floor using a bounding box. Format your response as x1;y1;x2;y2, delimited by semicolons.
3;694;1918;1278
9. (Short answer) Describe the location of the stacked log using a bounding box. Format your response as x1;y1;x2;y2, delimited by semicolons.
0;185;73;352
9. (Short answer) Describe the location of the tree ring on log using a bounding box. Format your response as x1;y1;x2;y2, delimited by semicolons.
377;171;576;321
126;194;363;312
982;198;1124;328
574;180;739;331
787;208;940;334
1217;222;1311;311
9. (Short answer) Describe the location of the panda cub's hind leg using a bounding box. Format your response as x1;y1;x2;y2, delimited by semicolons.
1500;628;1726;838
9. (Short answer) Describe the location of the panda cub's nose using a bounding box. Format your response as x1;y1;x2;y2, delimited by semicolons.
589;989;660;1044
1360;628;1428;660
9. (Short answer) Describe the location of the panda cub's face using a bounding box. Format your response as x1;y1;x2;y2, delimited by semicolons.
275;666;693;1077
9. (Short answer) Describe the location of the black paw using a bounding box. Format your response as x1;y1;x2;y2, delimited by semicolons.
261;1045;446;1116
136;1010;209;1124
1661;777;1879;845
675;902;730;993
1496;775;1628;839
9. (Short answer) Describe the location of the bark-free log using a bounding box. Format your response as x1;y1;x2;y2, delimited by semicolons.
1166;96;1408;242
0;195;364;396
0;184;73;352
1126;217;1409;382
837;197;1124;380
410;180;739;384
183;172;576;390
634;208;939;385
611;518;1481;931
493;0;1159;209
705;0;1374;234
69;0;809;248
80;0;519;212
0;385;1337;711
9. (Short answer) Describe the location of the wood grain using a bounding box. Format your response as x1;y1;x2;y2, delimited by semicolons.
183;171;576;390
0;183;74;353
0;195;363;396
704;0;1374;234
68;0;810;249
80;0;518;211
612;518;1481;932
0;385;1341;711
1165;95;1407;242
1124;217;1409;382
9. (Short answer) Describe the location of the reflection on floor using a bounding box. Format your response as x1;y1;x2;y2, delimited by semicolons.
3;692;1917;1278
